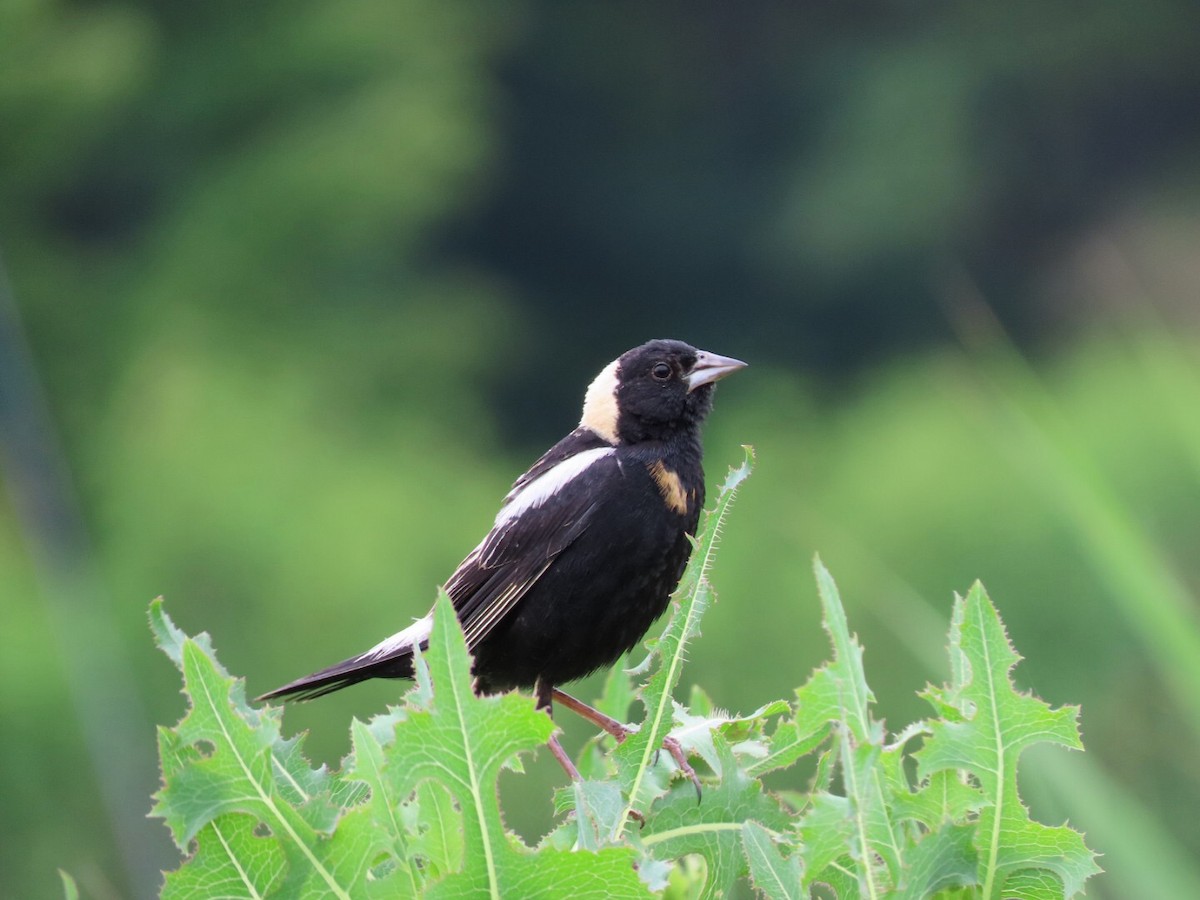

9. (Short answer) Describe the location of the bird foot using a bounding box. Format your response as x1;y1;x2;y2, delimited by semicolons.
660;734;703;804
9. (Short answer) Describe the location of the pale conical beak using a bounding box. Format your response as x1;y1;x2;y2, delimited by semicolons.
686;350;748;392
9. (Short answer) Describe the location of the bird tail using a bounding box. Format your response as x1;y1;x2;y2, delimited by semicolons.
255;652;415;702
255;615;431;702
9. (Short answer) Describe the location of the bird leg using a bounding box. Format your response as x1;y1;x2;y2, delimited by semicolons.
535;681;645;826
552;687;702;801
533;678;583;781
546;733;582;781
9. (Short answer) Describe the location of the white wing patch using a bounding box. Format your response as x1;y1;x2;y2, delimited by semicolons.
361;614;433;660
494;447;614;526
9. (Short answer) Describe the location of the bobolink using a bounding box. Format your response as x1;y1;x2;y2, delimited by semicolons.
258;339;746;782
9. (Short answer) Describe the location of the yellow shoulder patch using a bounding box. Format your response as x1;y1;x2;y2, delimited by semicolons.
648;460;690;515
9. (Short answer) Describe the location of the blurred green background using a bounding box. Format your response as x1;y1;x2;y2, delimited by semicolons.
3;2;1199;897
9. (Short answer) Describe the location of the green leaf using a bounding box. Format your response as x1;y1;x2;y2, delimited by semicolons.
892;768;985;830
670;694;789;777
553;780;628;852
811;865;860;900
1000;867;1073;900
741;822;803;900
744;671;836;778
895;823;977;899
612;447;754;834
797;791;856;884
789;562;903;895
639;737;790;899
915;583;1101;898
813;557;877;744
407;780;465;882
160;814;288;900
378;593;650;899
342;716;425;895
150;600;373;900
571;782;628;854
58;871;79;900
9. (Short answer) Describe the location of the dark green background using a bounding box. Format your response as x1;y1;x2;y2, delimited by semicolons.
3;3;1199;897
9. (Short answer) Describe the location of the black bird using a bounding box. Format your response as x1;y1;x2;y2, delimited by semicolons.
258;339;746;781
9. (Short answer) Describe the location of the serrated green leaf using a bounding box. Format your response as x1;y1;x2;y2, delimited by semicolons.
380;593;650;899
365;865;422;900
574;783;620;847
647;855;687;895
343;717;424;895
612;447;754;835
813;557;877;743
789;563;903;895
350;775;460;898
797;790;856;889
795;732;900;896
741;822;803;900
615;577;714;812
160;813;288;900
149;596;208;667
895;823;978;900
840;727;903;891
892;768;985;830
145;465;1102;900
915;583;1100;898
407;780;465;881
1000;867;1071;900
640;737;789;900
671;697;789;777
812;865;860;900
151;601;376;900
377;591;545;895
745;676;835;778
810;746;838;796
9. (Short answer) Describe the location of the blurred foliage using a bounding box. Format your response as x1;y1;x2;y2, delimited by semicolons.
1;1;1198;898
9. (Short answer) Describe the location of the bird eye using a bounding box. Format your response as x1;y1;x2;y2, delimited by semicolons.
652;362;672;381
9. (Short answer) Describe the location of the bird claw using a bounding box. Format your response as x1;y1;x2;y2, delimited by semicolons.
662;735;703;803
651;737;701;802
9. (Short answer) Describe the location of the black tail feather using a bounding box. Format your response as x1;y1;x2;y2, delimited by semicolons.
255;650;416;703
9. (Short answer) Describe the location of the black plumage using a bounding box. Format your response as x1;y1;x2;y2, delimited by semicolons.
257;339;745;777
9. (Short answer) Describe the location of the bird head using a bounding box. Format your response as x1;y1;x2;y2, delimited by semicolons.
580;339;747;445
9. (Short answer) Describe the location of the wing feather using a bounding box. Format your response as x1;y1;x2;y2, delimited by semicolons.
444;451;613;649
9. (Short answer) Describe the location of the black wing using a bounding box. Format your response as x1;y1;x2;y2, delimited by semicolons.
256;444;616;702
449;448;614;649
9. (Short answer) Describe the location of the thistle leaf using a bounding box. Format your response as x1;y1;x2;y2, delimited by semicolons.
638;737;790;899
915;583;1101;898
371;593;650;899
150;600;375;900
742;821;803;900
